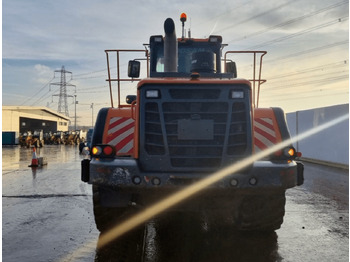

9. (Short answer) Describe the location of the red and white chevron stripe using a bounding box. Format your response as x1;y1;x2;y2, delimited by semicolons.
254;117;277;152
106;117;135;155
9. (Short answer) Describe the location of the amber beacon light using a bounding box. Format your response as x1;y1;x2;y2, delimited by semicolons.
180;13;187;22
180;13;187;39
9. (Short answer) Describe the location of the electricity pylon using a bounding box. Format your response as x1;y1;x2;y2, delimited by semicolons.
50;66;76;117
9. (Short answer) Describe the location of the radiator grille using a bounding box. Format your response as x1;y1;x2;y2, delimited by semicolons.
163;102;228;168
144;103;164;155
228;102;247;155
142;86;250;170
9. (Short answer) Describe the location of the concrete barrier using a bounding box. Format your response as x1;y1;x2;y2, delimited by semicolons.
286;104;349;168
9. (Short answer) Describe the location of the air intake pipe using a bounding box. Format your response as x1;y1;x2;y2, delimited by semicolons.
164;18;178;72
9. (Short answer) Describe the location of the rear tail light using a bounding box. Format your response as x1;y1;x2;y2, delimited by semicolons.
91;145;116;158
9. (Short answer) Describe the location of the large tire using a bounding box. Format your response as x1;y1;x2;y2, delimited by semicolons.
235;191;286;231
92;185;130;232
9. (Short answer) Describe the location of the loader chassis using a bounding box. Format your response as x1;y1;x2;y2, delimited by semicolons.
81;16;304;232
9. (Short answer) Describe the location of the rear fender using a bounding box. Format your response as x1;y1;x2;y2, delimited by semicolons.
253;107;292;154
92;107;138;158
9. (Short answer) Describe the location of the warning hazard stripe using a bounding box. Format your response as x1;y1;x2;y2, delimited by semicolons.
106;117;135;154
254;117;277;152
254;117;274;131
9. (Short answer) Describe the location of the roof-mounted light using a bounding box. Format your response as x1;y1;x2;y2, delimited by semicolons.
154;36;162;42
150;35;163;44
209;35;222;43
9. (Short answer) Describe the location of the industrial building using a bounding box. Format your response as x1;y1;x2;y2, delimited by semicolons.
2;106;70;144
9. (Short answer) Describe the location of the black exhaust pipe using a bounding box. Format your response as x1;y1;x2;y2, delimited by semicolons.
164;18;177;72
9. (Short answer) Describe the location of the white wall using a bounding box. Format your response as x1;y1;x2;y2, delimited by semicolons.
2;110;20;132
2;107;70;133
286;104;349;166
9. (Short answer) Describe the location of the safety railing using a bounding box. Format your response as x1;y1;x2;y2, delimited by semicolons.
224;51;267;107
105;49;149;108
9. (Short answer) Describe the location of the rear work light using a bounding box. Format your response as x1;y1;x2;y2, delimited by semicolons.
272;146;301;160
91;145;116;158
231;90;244;99
284;147;295;157
146;90;160;98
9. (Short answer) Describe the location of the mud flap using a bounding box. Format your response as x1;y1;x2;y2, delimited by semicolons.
81;159;90;182
296;161;304;186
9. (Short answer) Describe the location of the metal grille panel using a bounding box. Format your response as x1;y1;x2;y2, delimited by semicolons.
141;86;250;171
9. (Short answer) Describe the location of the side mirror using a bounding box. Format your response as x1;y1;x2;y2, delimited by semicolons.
128;60;140;78
226;61;237;78
126;95;137;104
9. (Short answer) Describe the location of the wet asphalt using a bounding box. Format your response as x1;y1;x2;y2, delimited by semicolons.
2;145;349;262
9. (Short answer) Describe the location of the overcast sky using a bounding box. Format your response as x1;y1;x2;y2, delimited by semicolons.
2;0;349;127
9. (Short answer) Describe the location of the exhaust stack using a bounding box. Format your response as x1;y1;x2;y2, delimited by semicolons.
164;18;178;72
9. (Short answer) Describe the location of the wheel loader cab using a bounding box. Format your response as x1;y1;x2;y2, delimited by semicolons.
149;35;229;78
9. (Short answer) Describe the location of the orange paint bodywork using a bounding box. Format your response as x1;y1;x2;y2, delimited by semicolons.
102;77;273;159
253;108;283;153
102;106;139;158
254;108;283;141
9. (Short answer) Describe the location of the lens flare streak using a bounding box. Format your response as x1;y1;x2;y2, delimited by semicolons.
60;113;348;261
96;113;349;249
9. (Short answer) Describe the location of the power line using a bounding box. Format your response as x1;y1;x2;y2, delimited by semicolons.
74;74;106;80
231;41;348;83
76;85;108;92
266;63;348;85
30;89;55;107
265;39;349;64
73;66;117;80
248;16;349;50
78;91;108;94
216;0;298;34
227;0;349;44
261;91;349;103
264;74;348;91
268;60;348;81
20;77;54;106
74;68;107;77
267;73;349;92
261;84;348;100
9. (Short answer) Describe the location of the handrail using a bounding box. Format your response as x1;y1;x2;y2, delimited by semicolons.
224;51;267;108
131;100;137;120
105;49;265;108
105;49;149;108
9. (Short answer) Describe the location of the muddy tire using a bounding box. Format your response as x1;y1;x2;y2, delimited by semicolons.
235;191;286;231
92;185;130;232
